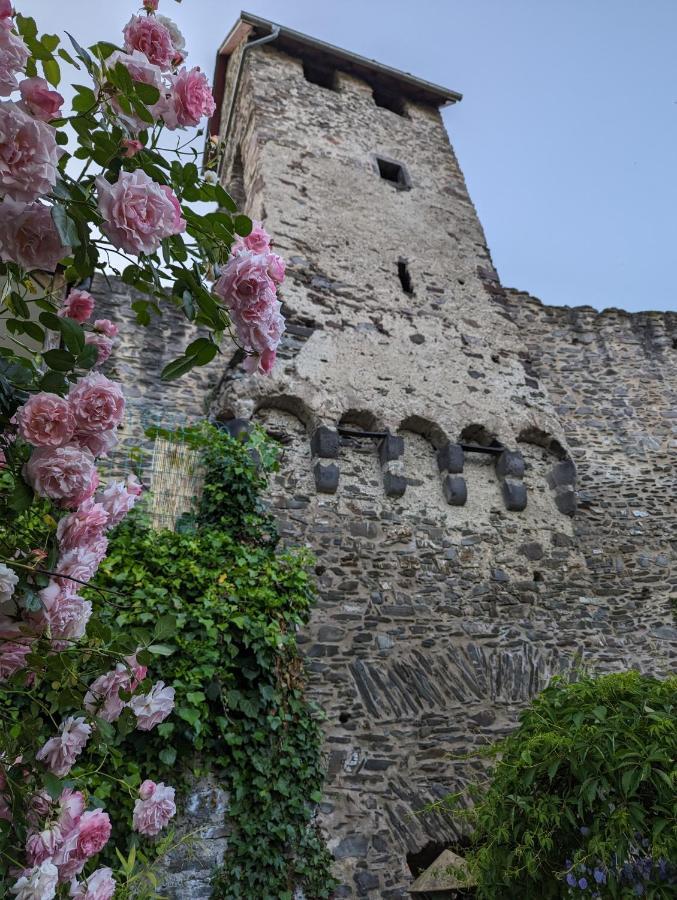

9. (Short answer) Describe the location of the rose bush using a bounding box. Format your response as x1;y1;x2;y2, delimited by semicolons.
0;0;288;893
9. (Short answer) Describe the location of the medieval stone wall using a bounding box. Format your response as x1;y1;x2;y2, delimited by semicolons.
88;26;676;900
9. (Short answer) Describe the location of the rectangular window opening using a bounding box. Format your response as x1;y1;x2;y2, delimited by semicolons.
228;146;246;211
376;157;409;189
373;88;407;117
398;259;414;295
303;59;339;92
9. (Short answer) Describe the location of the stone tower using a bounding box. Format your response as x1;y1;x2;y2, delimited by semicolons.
92;12;676;899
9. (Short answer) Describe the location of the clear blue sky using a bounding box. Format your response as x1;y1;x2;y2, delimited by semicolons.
26;0;677;312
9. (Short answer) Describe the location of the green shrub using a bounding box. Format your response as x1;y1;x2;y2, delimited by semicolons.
460;671;676;898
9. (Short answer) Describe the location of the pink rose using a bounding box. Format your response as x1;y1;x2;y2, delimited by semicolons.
69;868;116;900
24;445;99;508
35;582;92;642
0;101;58;202
232;221;271;255
156;15;186;59
0;25;28;97
85;333;113;367
96;170;186;256
56;543;106;588
132;780;176;836
15;393;75;448
0;2;13;20
10;861;59;900
214;251;277;320
130;680;175;730
35;716;91;778
267;252;285;285
68;373;125;435
57;787;84;834
121;138;143;158
0;637;31;681
73;809;111;860
98;479;141;528
163;66;215;129
123;15;174;69
19;77;64;121
57;500;109;550
0;200;70;272
26;826;61;866
84;654;146;722
93;319;118;338
73;428;118;459
126;473;143;497
59;290;94;324
244;346;278;376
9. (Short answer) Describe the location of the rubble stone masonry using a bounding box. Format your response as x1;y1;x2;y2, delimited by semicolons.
93;21;676;899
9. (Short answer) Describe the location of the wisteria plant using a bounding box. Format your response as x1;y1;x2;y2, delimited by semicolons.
0;0;287;896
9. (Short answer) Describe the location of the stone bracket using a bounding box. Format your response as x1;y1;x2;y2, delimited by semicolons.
495;449;527;511
314;461;339;494
437;442;465;474
310;425;339;459
443;474;468;506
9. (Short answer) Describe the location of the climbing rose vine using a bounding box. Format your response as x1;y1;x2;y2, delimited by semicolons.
0;0;286;894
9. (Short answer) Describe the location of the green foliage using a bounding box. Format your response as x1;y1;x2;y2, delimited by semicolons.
458;671;676;898
88;424;336;899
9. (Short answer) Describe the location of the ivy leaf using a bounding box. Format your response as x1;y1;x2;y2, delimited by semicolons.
159;747;177;766
153;614;177;640
147;643;175;656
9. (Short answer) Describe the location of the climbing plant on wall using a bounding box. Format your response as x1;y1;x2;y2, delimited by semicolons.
441;671;676;899
86;423;336;899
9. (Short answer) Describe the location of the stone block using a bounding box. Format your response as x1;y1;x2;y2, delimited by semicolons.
555;487;577;516
442;474;467;506
436;442;464;473
378;433;404;465
314;461;339;494
496;449;525;479
383;470;406;497
311;425;339;459
502;479;527;511
548;457;577;488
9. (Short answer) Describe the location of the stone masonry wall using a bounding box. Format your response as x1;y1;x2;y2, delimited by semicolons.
86;25;677;900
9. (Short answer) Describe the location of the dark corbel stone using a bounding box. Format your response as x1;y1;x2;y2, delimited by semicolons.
310;425;340;459
554;487;577;517
502;479;528;512
496;450;525;479
221;417;252;440
378;433;404;466
383;471;407;498
442;474;468;506
437;442;465;474
314;461;339;494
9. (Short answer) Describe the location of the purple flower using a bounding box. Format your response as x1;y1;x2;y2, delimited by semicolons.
593;867;606;884
578;877;588;889
566;873;577;887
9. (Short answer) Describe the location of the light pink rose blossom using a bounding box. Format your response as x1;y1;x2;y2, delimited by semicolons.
68;373;125;435
214;251;277;321
266;252;286;285
163;66;215;129
35;716;92;778
69;868;116;900
19;77;64;121
26;826;61;866
56;499;109;551
130;680;175;730
15;393;75;448
56;542;107;588
126;473;143;497
0;200;70;272
123;14;174;69
24;445;99;508
84;333;113;367
0;637;31;680
232;221;271;255
156;15;186;61
73;428;118;459
121;138;143;158
0;2;13;21
73;808;111;860
10;860;59;900
35;582;92;642
99;478;141;527
59;290;94;324
96;170;186;255
93;318;118;338
57;788;85;835
0;560;18;606
0;101;58;203
132;780;176;836
84;654;147;722
0;25;28;97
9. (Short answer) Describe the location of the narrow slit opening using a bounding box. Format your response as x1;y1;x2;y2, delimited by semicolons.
398;260;414;295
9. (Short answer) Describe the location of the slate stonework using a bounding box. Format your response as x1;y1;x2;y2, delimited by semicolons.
89;18;676;899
